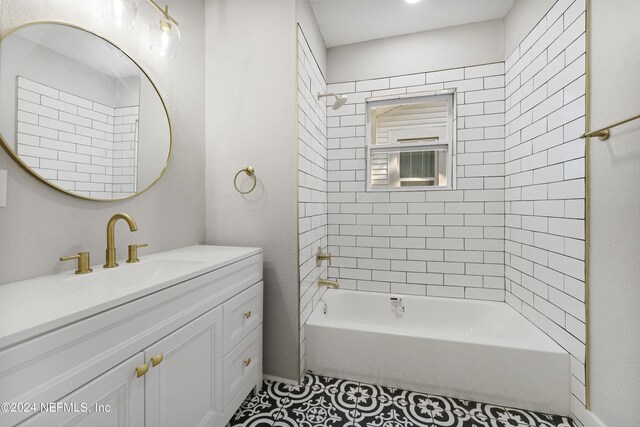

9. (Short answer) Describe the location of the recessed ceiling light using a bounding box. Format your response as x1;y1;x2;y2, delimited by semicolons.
405;0;422;4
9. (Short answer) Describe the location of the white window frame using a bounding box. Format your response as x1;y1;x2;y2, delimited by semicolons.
365;93;456;192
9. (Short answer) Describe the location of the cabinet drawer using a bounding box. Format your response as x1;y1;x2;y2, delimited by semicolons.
222;326;262;409
223;282;262;353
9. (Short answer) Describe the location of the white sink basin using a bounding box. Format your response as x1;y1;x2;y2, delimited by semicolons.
63;258;206;288
0;245;262;349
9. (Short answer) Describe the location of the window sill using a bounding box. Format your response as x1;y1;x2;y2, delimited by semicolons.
366;185;454;192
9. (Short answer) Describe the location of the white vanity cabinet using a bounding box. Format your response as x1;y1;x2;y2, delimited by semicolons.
0;246;263;427
18;353;146;427
144;306;224;427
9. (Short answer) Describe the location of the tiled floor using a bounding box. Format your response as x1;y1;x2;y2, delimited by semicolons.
229;374;576;427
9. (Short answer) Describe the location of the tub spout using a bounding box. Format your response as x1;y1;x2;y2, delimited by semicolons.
318;278;339;289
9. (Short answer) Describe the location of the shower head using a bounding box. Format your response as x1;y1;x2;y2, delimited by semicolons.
317;92;348;110
332;95;347;109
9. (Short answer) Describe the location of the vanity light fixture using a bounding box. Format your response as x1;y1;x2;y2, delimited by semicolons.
103;0;138;29
102;0;181;58
147;0;181;58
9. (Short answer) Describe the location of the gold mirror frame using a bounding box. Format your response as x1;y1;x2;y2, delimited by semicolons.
0;21;172;202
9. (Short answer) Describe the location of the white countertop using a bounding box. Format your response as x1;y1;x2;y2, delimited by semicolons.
0;245;262;350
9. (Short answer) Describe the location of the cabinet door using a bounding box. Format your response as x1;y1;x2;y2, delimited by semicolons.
144;307;223;427
19;353;145;427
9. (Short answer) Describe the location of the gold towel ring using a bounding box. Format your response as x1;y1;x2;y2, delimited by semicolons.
234;166;257;194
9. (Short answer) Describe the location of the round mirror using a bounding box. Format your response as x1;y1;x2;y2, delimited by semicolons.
0;22;171;201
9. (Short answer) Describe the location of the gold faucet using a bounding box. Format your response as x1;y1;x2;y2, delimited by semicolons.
318;278;339;289
104;213;138;268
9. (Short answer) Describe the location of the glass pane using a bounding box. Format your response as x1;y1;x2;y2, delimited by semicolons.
411;152;423;178
425;151;434;177
400;152;411;178
372;148;447;189
401;180;435;187
370;99;449;146
367;94;453;190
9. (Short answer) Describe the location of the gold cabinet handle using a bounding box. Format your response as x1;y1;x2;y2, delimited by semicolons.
151;353;164;367
244;310;252;319
135;363;149;378
244;358;251;367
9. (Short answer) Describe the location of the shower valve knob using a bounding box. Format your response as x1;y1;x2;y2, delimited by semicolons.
316;247;332;267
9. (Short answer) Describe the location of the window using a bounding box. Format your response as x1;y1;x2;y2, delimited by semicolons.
366;93;455;190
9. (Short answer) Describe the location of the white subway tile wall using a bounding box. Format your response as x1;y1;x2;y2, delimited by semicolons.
297;2;585;419
16;76;139;198
297;28;328;379
504;0;586;424
326;63;507;302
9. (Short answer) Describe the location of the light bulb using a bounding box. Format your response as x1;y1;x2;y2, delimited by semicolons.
102;0;138;29
114;0;124;19
150;17;181;58
159;21;171;57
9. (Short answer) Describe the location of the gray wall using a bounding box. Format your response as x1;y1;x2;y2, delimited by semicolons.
0;0;206;284
326;19;504;83
204;0;300;381
589;1;640;426
504;0;556;57
296;0;327;77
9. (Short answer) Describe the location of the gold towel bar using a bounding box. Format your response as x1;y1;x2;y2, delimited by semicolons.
234;166;257;194
581;113;640;140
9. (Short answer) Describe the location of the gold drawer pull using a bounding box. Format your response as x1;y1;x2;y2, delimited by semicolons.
135;363;149;378
244;358;251;367
151;353;164;367
244;310;252;319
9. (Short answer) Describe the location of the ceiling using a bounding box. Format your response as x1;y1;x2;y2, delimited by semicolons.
17;24;141;80
309;0;516;48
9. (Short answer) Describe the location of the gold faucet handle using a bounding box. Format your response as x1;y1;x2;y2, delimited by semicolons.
127;243;149;264
316;246;332;267
60;252;93;275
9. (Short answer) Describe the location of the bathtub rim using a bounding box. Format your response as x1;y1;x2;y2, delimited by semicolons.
307;288;568;355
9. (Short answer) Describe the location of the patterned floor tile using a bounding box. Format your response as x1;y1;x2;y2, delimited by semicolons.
425;396;474;426
275;389;356;427
302;372;360;395
351;401;430;427
300;372;328;392
489;418;531;427
230;374;576;427
231;414;275;427
394;389;429;407
355;381;409;404
446;397;511;423
228;381;287;426
504;407;575;427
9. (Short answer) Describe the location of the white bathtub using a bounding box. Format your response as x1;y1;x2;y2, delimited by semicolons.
306;289;570;416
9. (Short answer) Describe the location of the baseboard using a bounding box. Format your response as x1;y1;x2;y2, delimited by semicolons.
585;410;608;427
262;374;299;385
